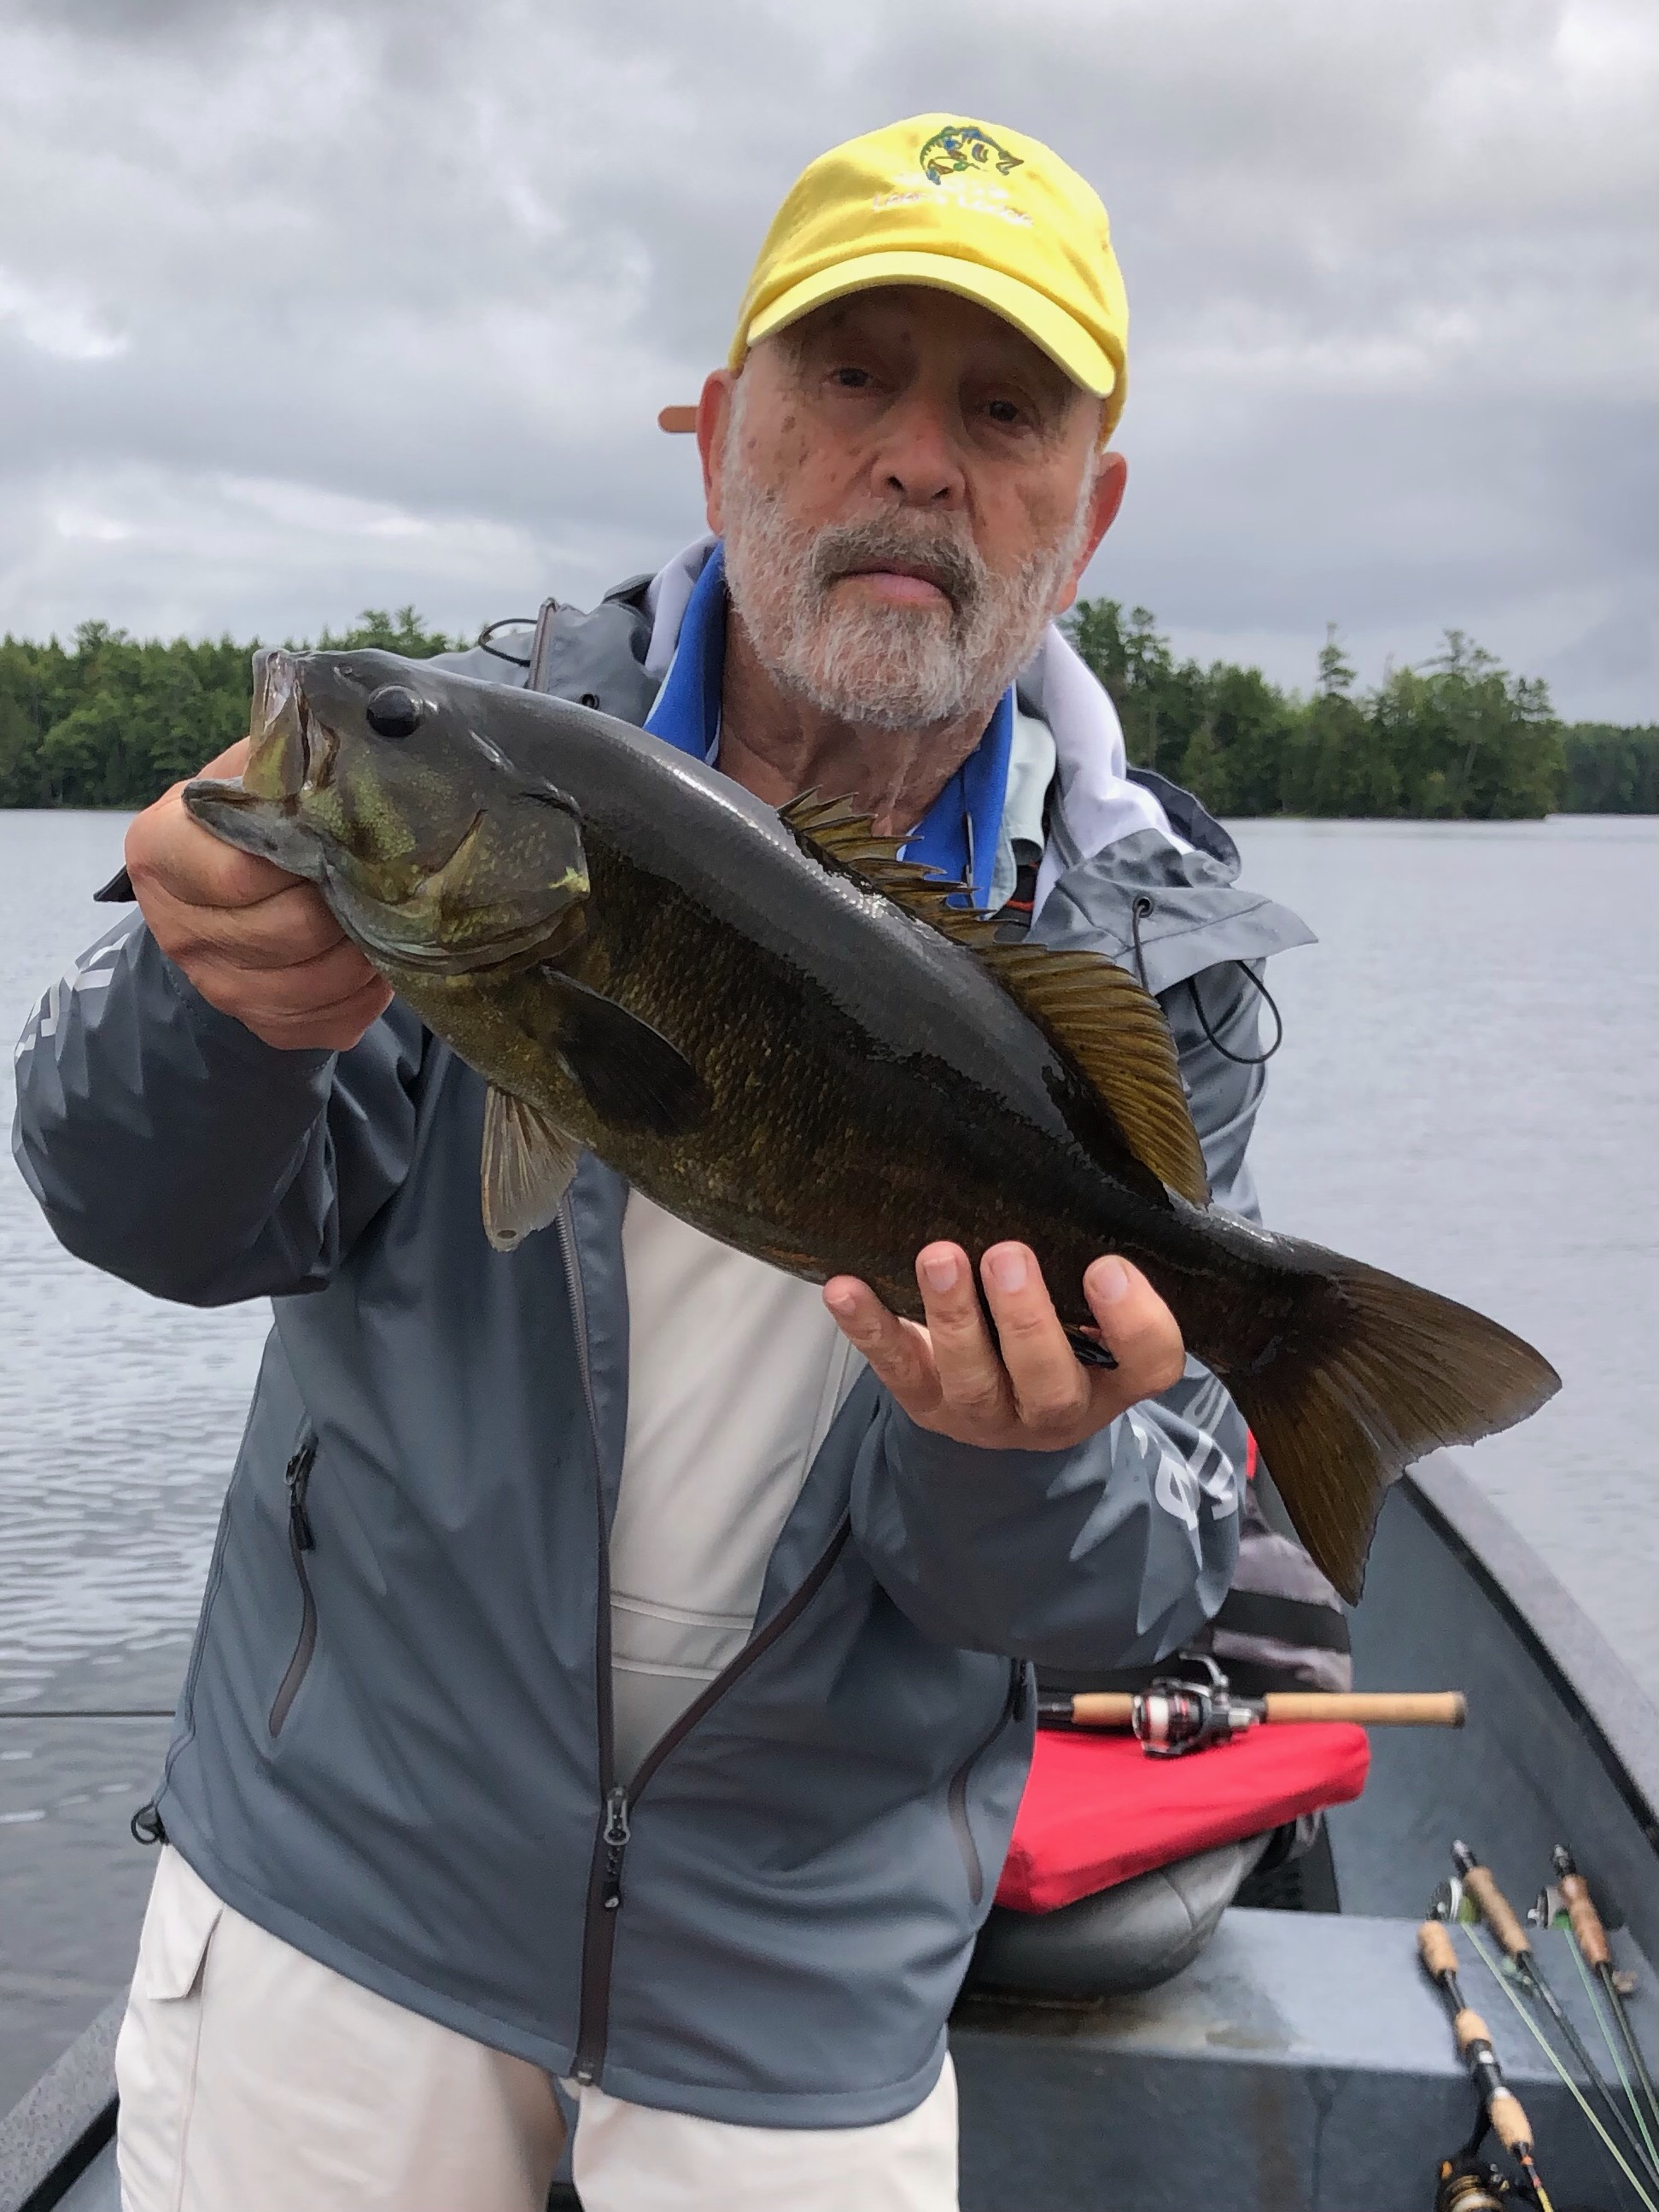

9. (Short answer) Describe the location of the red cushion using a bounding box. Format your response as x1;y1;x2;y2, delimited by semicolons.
996;1723;1370;1914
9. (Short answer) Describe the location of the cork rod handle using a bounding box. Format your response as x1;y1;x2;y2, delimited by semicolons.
1462;1863;1533;1957
1065;1693;1136;1728
1487;2087;1535;2156
1557;1870;1613;1969
1264;1691;1466;1726
1418;1919;1460;1980
1454;2006;1493;2054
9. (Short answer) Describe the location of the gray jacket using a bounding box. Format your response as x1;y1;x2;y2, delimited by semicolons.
10;572;1311;2127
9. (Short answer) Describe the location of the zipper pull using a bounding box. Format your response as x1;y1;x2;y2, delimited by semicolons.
285;1440;317;1552
600;1786;630;1912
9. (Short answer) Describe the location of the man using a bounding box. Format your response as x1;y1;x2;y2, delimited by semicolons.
13;116;1312;2210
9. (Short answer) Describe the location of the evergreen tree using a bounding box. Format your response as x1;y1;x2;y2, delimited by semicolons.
0;603;1649;816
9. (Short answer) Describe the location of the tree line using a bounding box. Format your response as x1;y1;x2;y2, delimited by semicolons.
1063;602;1656;819
0;611;459;811
0;602;1652;816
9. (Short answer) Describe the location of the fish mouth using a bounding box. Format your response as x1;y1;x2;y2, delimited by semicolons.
242;650;336;803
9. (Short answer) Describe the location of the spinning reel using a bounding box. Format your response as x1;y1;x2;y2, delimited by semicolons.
1131;1655;1257;1756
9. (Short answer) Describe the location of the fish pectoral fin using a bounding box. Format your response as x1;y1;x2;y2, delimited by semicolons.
541;970;708;1138
481;1086;582;1251
982;944;1212;1208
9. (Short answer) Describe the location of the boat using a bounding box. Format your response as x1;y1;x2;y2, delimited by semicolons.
3;1447;1654;2212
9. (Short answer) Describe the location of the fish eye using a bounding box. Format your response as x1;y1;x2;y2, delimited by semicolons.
365;685;424;739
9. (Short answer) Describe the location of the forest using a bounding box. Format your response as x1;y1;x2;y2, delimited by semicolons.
0;601;1652;816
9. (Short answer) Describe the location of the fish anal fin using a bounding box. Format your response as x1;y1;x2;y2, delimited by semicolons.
482;1087;581;1251
983;943;1212;1208
780;791;998;948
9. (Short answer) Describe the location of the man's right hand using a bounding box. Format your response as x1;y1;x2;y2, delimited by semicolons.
125;739;393;1052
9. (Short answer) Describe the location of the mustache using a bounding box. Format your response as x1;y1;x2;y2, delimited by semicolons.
808;520;986;617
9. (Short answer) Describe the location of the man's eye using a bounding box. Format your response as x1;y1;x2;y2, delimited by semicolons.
986;398;1025;426
829;366;873;389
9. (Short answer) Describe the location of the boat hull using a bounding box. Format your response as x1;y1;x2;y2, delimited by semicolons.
5;1452;1656;2212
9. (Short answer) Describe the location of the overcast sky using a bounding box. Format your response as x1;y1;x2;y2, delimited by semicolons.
2;0;1654;719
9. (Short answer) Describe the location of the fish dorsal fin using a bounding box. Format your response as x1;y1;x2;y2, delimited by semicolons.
781;790;1208;1206
779;792;998;948
982;944;1211;1206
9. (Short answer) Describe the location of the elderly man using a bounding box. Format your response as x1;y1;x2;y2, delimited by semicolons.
14;116;1312;2211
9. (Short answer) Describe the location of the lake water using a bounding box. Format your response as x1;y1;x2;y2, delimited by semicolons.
0;807;1655;2113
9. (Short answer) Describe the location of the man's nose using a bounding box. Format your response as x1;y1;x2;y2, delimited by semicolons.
871;395;967;508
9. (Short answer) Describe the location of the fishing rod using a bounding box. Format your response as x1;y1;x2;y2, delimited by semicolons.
1418;1917;1556;2211
1039;1658;1465;1756
1455;1910;1659;2212
1453;1843;1659;2197
1550;1847;1659;2164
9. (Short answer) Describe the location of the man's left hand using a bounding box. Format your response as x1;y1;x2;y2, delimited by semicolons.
824;1244;1185;1451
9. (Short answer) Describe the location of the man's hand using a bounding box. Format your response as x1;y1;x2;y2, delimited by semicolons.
824;1243;1184;1450
125;739;392;1052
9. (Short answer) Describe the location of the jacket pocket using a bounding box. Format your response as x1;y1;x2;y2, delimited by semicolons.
947;1659;1029;1910
268;1433;319;1737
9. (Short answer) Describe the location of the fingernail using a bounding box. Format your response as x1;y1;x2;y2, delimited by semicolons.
920;1251;957;1295
825;1287;856;1319
1090;1256;1130;1304
986;1246;1027;1294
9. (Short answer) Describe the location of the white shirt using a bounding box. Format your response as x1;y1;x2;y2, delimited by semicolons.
609;1192;863;1784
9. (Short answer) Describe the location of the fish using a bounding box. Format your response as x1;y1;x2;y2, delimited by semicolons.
181;645;1561;1603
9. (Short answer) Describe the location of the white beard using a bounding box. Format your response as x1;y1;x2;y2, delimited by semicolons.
721;442;1094;734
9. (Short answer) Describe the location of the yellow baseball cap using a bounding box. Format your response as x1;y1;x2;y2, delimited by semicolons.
730;115;1129;437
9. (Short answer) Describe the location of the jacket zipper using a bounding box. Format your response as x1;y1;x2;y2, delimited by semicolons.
570;1504;854;2086
268;1436;319;1736
558;1198;620;2084
946;1659;1031;1909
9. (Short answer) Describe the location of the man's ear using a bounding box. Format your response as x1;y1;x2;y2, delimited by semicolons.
698;371;737;533
1054;450;1128;614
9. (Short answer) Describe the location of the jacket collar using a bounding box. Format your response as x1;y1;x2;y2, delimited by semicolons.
641;533;1193;925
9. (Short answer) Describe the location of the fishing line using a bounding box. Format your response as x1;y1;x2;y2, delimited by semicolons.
1565;1930;1659;2178
1465;1922;1659;2212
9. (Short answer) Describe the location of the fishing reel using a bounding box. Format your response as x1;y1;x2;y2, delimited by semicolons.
1132;1655;1255;1758
1434;2151;1604;2212
1434;2153;1539;2210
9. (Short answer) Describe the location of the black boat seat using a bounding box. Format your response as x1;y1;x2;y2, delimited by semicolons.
966;1830;1273;2000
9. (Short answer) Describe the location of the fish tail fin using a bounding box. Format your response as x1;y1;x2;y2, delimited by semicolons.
1223;1245;1558;1605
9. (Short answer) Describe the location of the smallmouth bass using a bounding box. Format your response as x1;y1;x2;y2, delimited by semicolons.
178;647;1560;1602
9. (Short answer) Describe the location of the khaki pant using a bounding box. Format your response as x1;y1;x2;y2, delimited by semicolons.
115;1848;959;2211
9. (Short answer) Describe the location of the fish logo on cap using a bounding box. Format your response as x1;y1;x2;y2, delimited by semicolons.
919;124;1024;187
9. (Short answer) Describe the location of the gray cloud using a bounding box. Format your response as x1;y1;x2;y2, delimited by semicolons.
1;0;1654;717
